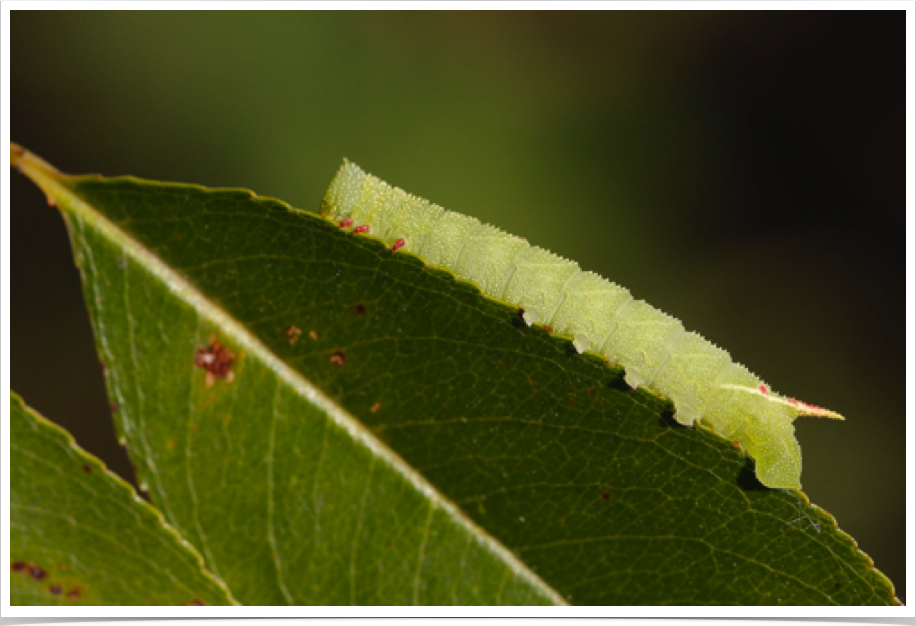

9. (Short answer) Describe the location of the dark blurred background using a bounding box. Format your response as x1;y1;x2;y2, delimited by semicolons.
11;11;905;601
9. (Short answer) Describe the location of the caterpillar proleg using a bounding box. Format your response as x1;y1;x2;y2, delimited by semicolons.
321;160;844;490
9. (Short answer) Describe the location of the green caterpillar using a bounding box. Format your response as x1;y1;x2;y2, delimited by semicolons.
320;161;843;490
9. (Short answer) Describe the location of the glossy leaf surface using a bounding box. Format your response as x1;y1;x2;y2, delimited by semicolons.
10;392;235;606
11;144;898;605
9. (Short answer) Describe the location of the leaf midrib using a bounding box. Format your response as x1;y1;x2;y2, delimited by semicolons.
13;145;567;606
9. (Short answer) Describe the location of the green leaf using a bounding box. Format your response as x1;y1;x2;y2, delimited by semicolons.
11;143;898;605
10;391;236;606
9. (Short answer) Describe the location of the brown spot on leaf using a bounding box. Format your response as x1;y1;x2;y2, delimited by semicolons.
354;303;366;315
370;403;381;413
542;326;553;333
82;464;92;473
834;583;842;589
195;337;235;386
66;588;82;600
110;403;119;413
601;491;611;500
329;351;346;367
29;564;47;580
309;330;318;341
12;561;26;572
186;599;206;606
49;584;62;595
286;325;302;345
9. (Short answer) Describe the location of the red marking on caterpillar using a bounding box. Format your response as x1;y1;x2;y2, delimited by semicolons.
353;224;370;234
340;218;353;228
392;238;406;252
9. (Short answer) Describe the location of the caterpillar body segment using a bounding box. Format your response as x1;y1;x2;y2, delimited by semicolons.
391;197;444;255
503;248;579;326
550;272;633;354
601;300;685;390
323;160;366;221
652;332;733;427
320;160;844;490
455;224;530;296
423;211;480;268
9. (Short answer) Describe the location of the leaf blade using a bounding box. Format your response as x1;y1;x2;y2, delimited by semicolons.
12;143;898;605
10;391;236;606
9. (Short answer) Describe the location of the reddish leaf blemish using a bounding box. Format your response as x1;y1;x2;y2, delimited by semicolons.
353;224;370;234
601;491;611;500
66;588;82;600
195;337;236;387
82;464;92;473
309;330;318;341
542;326;553;333
758;385;769;396
186;599;206;606
329;351;346;367
370;402;381;413
339;218;353;228
49;584;62;595
354;304;366;315
286;325;302;345
29;564;47;580
392;238;406;252
12;561;26;572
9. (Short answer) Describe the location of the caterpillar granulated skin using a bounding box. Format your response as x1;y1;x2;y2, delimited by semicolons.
321;160;843;490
